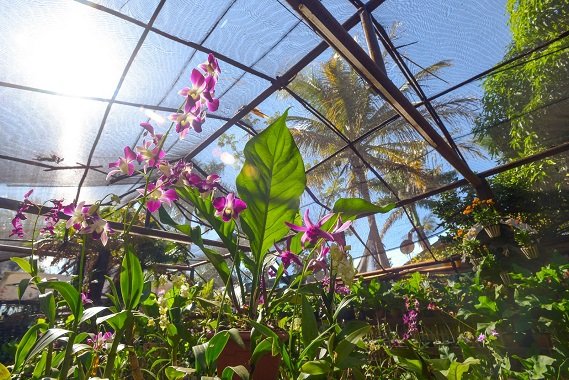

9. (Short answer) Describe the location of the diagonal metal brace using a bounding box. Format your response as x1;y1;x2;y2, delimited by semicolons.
286;0;493;198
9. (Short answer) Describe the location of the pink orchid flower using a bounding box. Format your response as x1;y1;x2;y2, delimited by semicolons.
308;245;330;273
199;53;221;78
138;180;178;213
106;146;137;180
213;193;247;222
285;210;334;247
274;238;301;269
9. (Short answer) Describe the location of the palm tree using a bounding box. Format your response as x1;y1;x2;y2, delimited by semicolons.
284;53;477;270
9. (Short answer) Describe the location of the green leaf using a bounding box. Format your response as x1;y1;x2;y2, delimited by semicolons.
79;306;108;324
442;357;480;380
190;226;231;285
251;338;272;365
120;247;144;310
39;281;83;319
236;111;306;262
31;350;47;379
475;296;498;314
97;310;128;330
39;291;56;323
165;366;196;380
333;198;395;217
17;278;31;301
0;363;9;380
301;360;331;375
228;328;246;349
333;295;355;321
221;365;250;380
301;296;318;347
335;322;370;366
249;320;280;342
11;257;32;274
192;343;207;374
13;323;45;373
25;328;69;367
206;331;230;369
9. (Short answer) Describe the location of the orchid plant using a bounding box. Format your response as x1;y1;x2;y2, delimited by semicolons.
4;49;403;379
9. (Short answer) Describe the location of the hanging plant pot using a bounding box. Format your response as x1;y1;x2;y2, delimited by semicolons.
521;245;539;259
499;271;512;286
484;224;501;238
216;331;283;380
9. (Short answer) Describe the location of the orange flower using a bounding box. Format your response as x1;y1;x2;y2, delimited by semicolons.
457;229;464;237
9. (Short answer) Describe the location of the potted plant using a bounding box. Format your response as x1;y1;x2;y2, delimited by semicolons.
505;218;540;259
463;198;502;238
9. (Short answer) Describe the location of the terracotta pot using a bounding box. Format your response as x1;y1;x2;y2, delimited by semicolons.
521;245;539;259
484;224;501;238
216;331;283;380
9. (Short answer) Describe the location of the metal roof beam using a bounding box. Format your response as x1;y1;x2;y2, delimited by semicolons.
285;0;493;199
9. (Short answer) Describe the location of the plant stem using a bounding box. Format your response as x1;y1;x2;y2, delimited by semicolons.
103;328;123;379
59;236;88;380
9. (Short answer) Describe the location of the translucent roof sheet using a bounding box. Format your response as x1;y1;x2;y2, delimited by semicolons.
1;0;567;271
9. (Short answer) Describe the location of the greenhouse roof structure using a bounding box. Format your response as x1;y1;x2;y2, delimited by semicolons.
1;0;567;273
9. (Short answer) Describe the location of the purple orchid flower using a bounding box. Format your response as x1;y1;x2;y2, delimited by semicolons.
199;53;221;78
308;245;330;273
64;201;87;230
106;146;137;180
84;216;114;246
212;193;247;222
138;180;178;213
178;69;207;113
135;140;166;170
285;210;334;247
9;190;34;238
87;331;114;351
274;238;302;270
331;217;352;247
477;333;486;342
202;76;219;112
81;292;93;305
168;104;205;138
186;173;221;196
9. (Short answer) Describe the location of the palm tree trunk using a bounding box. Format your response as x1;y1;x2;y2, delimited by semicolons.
351;161;391;270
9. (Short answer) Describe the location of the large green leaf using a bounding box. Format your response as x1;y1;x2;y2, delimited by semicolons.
333;198;395;217
120;247;144;310
236;111;306;262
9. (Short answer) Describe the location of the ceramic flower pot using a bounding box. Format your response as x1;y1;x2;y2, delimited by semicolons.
215;331;283;380
521;245;539;259
484;224;501;238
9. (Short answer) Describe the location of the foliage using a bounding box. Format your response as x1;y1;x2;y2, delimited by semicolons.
475;0;569;186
